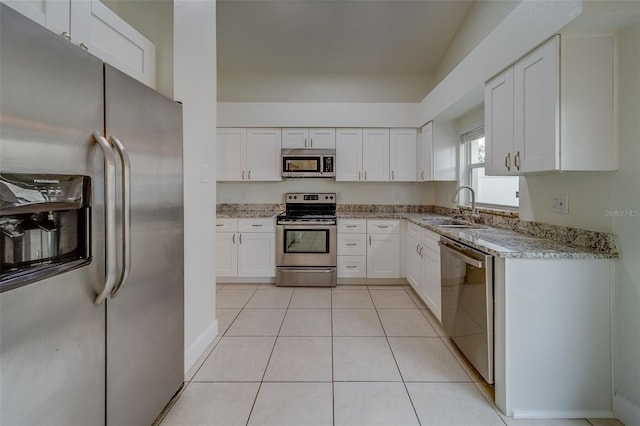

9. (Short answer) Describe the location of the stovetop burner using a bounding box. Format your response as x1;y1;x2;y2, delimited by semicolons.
278;192;337;224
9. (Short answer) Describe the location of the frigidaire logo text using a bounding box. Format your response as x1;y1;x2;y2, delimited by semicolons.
34;179;60;184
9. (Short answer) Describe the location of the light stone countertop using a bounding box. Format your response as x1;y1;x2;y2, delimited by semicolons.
216;208;617;259
340;212;616;259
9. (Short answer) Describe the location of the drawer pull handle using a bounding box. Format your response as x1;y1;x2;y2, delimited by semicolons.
216;224;224;227
346;225;358;228
251;224;263;227
377;225;390;229
232;234;236;244
346;243;357;246
346;265;357;269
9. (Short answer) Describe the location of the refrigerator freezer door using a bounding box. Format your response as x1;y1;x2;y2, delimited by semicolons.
104;65;184;426
0;5;106;426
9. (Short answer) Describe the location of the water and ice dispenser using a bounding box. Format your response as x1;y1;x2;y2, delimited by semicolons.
0;173;91;292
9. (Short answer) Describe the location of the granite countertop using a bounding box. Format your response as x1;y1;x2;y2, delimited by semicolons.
216;207;617;260
338;212;616;259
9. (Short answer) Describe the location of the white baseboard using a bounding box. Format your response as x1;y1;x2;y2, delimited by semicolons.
614;393;640;426
184;319;218;375
510;410;614;419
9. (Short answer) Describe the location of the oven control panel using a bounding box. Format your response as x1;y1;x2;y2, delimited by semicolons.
285;193;336;203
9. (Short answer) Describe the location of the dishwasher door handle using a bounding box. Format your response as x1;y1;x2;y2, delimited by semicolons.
438;240;485;268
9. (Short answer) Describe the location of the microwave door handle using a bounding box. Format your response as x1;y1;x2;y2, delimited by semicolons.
109;135;131;298
92;132;118;306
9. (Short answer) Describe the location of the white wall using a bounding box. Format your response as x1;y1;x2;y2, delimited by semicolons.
174;0;218;374
518;172;615;233
611;20;640;426
218;181;434;206
219;72;434;103
434;0;520;83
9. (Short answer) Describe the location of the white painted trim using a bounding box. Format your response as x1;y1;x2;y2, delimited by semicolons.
614;393;640;426
510;410;615;419
184;319;218;375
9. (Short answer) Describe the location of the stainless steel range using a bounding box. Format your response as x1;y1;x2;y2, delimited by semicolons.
276;193;337;287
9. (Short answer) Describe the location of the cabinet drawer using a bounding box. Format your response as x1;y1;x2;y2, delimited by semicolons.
338;256;367;278
367;220;399;234
338;219;367;233
238;218;275;233
337;234;367;256
216;218;237;232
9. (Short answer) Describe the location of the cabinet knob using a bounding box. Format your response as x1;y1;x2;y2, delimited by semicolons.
61;31;71;41
79;42;88;51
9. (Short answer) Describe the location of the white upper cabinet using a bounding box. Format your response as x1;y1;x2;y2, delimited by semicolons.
485;68;516;175
419;122;457;181
362;129;390;182
389;128;417;182
216;128;282;182
485;34;617;175
336;129;363;181
245;128;282;181
337;128;390;182
3;0;156;88
217;128;246;181
282;128;335;149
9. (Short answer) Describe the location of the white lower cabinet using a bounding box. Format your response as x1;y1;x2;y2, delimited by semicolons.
406;222;441;320
366;220;400;279
337;219;366;278
215;218;275;278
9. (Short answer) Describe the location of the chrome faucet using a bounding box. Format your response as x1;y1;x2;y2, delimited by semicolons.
451;185;479;220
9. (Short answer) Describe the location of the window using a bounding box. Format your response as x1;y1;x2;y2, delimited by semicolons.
460;126;519;208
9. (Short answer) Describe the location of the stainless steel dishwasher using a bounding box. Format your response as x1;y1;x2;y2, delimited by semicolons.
439;237;494;384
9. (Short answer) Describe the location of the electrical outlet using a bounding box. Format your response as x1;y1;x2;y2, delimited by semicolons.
552;194;569;214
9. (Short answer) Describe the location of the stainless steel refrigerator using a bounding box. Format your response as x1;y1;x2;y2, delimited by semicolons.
0;5;184;425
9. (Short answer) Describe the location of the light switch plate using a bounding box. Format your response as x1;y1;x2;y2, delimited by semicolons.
552;194;569;214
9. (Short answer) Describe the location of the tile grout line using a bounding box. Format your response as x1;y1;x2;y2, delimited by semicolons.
330;287;336;426
367;286;423;426
244;286;294;426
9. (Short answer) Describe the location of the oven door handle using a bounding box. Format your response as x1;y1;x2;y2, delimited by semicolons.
277;268;335;274
438;240;485;268
277;221;336;226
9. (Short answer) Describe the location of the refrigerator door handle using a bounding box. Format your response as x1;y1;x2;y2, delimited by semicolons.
109;135;131;297
93;132;118;306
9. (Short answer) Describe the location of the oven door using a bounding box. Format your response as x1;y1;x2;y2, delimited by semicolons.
276;223;337;267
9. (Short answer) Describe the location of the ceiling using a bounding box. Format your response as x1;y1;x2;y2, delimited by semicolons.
217;0;474;74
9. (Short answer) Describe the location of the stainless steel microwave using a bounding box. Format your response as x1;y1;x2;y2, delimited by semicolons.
281;149;335;178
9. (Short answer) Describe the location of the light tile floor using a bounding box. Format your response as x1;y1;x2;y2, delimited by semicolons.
159;284;624;426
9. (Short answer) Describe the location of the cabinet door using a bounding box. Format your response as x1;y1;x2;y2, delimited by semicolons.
367;233;399;278
389;128;417;182
309;129;335;149
216;233;237;277
2;0;70;37
419;122;433;181
336;128;363;181
71;0;156;88
485;67;515;175
217;128;246;181
362;129;390;181
282;128;308;149
237;232;275;277
406;232;422;290
432;122;458;181
245;128;282;181
514;36;559;172
422;246;441;321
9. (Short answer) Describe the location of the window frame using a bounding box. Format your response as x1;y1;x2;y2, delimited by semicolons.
459;124;519;210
